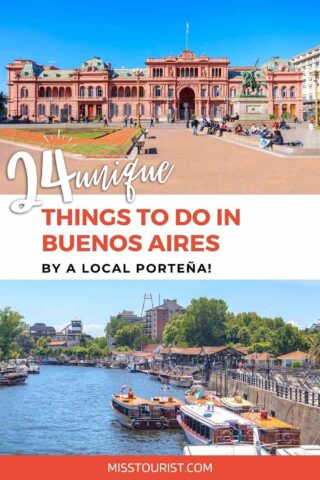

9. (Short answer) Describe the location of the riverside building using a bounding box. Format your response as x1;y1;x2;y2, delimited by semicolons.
7;51;303;122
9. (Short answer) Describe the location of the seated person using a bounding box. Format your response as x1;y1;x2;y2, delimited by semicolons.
272;129;284;145
250;124;259;134
272;121;280;128
234;123;243;134
279;119;287;129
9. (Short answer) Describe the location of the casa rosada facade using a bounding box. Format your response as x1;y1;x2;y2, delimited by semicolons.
7;50;303;122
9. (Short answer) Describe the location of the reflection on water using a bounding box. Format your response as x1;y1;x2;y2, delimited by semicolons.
0;366;186;455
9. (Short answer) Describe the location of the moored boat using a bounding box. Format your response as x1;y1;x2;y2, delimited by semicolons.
0;371;28;386
240;411;300;448
169;374;193;388
112;393;165;430
148;370;160;381
111;387;184;430
178;402;254;446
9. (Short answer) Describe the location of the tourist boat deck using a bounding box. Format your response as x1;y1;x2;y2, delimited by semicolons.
185;386;223;407
178;403;254;446
240;411;300;448
158;371;193;388
111;392;183;430
275;445;320;456
220;396;253;413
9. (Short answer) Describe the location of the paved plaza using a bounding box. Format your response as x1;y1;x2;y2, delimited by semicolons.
1;124;320;195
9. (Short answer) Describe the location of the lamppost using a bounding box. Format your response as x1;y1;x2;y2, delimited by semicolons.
134;68;144;128
312;70;319;128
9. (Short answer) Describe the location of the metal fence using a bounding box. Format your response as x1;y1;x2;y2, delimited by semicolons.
228;370;320;408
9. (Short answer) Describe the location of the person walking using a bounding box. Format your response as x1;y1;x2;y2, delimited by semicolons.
123;116;128;127
103;116;108;127
191;117;199;135
150;117;154;127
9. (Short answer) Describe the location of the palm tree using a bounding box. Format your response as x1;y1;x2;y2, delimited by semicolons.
309;334;320;365
0;91;8;119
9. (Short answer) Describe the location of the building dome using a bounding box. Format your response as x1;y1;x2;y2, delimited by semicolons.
262;56;295;72
80;57;108;71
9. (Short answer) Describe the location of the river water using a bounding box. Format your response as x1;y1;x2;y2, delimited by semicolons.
0;365;187;455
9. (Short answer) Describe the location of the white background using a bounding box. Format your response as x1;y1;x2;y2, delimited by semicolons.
0;194;319;280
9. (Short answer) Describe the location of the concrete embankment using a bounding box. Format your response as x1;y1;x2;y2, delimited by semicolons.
208;372;320;444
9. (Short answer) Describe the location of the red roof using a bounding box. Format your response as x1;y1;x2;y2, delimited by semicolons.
170;347;203;355
277;351;308;360
48;341;66;346
245;352;275;361
142;344;160;353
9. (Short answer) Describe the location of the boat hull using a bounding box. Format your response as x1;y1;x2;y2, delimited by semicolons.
177;415;209;445
112;405;165;430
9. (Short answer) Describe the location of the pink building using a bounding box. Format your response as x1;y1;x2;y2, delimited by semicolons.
6;51;303;122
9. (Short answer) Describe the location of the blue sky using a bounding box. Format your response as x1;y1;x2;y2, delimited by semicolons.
1;0;319;92
0;281;318;336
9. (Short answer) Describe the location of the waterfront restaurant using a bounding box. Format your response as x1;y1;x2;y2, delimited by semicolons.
6;51;303;122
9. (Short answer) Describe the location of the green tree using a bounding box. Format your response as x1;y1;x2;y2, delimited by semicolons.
105;317;129;337
0;92;7;118
247;341;272;354
114;322;144;349
270;323;308;356
16;332;35;355
163;314;188;346
309;333;320;364
0;307;27;358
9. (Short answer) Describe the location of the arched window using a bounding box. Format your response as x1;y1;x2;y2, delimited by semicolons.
88;86;94;97
281;86;287;98
125;86;131;98
154;85;161;97
140;104;145;115
118;87;124;98
51;104;59;116
111;86;118;97
195;68;198;77
124;104;131;115
21;87;28;98
186;67;189;77
96;86;103;97
52;87;58;98
190;68;194;77
131;86;137;98
45;87;51;98
213;85;220;97
139;86;144;98
65;87;72;98
38;104;46;116
59;87;65;98
38;87;45;97
80;86;86;97
64;104;72;115
273;87;278;98
181;68;185;78
20;104;28;116
177;68;180;77
155;104;161;117
290;86;295;98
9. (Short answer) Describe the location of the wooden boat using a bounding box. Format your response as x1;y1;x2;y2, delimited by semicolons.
169;374;193;388
150;396;183;428
220;396;253;413
111;390;183;430
0;372;28;386
240;411;300;448
178;402;254;446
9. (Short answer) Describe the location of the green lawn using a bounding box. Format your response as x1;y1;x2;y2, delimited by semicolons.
63;140;135;156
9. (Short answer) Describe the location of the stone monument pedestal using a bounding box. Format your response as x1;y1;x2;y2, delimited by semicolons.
232;95;269;121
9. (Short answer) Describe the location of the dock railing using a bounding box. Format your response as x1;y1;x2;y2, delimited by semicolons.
227;370;320;408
